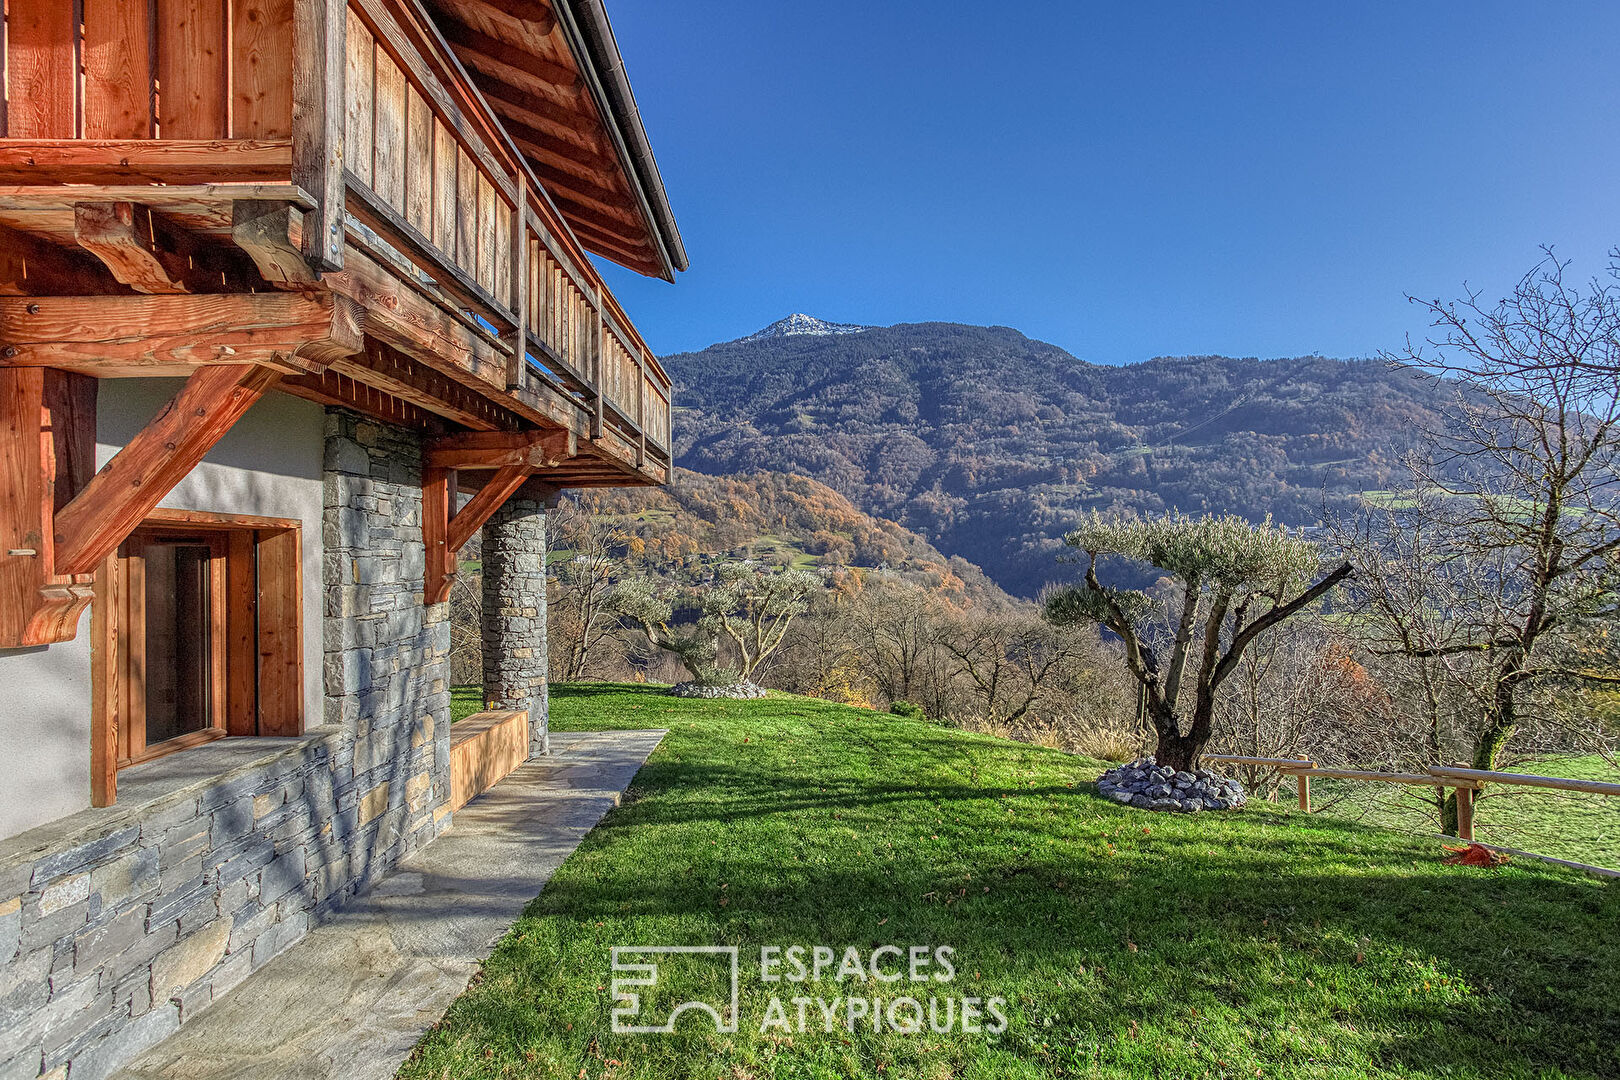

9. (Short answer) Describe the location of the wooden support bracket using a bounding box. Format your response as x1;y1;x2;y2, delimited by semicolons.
232;201;320;286
0;369;98;647
421;457;544;605
73;202;191;294
51;364;284;579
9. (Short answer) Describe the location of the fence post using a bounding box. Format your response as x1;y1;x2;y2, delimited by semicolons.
1297;772;1311;813
1455;785;1474;842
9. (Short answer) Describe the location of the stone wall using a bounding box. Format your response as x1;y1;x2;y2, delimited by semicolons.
480;496;550;759
0;407;452;1080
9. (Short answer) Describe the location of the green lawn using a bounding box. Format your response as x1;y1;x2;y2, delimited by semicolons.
1316;754;1620;871
401;685;1620;1080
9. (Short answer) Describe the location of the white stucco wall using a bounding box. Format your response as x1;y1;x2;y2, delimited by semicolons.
0;384;326;841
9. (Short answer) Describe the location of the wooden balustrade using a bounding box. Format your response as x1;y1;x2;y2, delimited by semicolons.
338;0;671;459
0;0;673;468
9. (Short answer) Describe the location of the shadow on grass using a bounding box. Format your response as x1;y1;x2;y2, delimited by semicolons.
425;684;1620;1078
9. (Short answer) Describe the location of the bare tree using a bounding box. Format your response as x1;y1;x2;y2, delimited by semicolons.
547;495;632;682
1359;250;1620;827
941;609;1089;726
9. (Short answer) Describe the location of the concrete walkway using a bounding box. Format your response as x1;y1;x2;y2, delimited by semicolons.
114;729;665;1080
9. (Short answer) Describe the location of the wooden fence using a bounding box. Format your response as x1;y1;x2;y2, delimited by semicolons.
1203;755;1620;869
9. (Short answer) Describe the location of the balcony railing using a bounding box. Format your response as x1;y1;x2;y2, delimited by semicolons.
0;0;672;473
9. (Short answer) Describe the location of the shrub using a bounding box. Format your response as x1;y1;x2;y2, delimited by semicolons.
889;700;927;721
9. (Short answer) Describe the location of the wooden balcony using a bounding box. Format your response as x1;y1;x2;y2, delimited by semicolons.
0;0;675;489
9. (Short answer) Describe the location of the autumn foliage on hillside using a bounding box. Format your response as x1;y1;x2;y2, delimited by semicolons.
579;467;1010;608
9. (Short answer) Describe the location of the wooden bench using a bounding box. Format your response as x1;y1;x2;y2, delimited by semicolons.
449;709;529;811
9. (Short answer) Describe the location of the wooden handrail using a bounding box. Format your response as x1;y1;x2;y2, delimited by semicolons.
1206;752;1618;846
1427;766;1620;797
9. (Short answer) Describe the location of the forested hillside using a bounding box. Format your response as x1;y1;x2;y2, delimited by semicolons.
580;467;1012;608
664;320;1454;595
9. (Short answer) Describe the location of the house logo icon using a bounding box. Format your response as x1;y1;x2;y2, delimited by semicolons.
610;946;740;1034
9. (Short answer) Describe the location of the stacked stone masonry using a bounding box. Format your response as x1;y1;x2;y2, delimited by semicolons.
480;496;550;760
0;408;459;1080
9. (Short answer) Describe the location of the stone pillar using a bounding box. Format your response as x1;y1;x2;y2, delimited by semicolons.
481;495;549;758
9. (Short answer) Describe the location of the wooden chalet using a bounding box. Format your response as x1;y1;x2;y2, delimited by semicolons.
0;2;682;1075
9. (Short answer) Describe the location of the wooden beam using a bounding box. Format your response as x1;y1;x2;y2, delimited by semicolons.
446;461;532;552
0;184;315;214
423;464;454;604
480;80;599;141
424;0;555;37
232;201;320;286
73;201;271;293
501;119;619;179
292;0;347;271
439;23;582;92
0;292;363;375
424;427;575;469
53;365;283;576
73;203;190;293
0;370;99;648
0;140;294;184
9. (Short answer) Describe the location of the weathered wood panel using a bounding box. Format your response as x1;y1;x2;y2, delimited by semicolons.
231;0;296;138
6;0;78;138
404;87;434;235
83;0;154;139
371;50;407;209
432;118;458;258
343;7;375;186
156;0;230;138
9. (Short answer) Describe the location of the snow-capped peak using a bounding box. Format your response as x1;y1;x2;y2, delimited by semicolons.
742;313;874;342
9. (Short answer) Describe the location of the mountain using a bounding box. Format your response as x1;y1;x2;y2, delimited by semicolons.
662;319;1455;596
580;467;1013;608
741;313;875;342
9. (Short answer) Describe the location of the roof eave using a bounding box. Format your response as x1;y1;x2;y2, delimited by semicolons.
556;0;687;282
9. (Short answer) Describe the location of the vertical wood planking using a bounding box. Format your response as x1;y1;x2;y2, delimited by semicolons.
343;9;374;187
371;50;406;210
83;0;154;139
455;147;476;278
255;526;303;736
231;0;295;138
6;0;78;137
156;0;229;138
475;172;496;293
404;86;433;235
494;196;512;307
431;118;457;258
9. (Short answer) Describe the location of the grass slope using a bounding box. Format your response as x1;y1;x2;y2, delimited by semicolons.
1317;754;1620;871
401;686;1619;1080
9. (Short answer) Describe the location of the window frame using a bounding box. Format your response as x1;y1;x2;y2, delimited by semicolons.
91;509;305;806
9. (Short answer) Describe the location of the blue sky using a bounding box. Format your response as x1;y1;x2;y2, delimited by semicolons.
590;1;1620;364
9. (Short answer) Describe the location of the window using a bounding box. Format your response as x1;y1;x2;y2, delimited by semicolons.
92;510;304;802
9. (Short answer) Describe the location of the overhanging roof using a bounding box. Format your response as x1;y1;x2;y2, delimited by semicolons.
420;0;687;281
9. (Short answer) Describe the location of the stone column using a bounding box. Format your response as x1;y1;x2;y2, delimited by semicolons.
481;495;549;758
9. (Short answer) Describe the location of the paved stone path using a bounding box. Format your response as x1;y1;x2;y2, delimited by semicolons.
114;729;665;1080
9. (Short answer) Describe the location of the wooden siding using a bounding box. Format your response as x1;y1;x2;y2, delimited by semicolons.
2;0;293;139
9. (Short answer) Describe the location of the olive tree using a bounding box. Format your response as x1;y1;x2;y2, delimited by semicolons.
612;563;819;688
1044;513;1351;771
